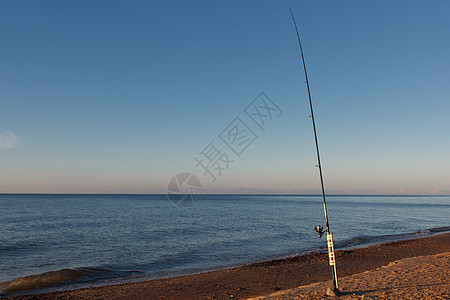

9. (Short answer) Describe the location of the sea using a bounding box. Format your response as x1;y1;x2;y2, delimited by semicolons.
0;194;449;296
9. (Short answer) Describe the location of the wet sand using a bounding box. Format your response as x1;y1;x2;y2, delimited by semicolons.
6;232;450;300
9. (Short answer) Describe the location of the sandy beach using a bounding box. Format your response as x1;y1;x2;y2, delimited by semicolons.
250;252;449;299
5;232;450;300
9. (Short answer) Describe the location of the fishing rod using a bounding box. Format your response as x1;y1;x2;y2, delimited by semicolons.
288;8;339;292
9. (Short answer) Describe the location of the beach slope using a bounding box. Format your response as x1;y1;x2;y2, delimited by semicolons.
250;252;449;299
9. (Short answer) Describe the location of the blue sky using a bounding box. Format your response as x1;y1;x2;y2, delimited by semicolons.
1;1;449;194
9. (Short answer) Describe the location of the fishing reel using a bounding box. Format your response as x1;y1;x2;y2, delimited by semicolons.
314;225;325;238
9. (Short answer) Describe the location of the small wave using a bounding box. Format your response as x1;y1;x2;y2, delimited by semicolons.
0;267;114;294
427;226;450;233
335;235;374;249
377;226;450;243
336;226;450;250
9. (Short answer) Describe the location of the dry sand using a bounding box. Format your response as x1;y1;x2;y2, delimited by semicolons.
5;232;450;300
249;252;449;299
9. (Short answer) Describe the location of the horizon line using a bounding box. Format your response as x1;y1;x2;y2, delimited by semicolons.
0;193;449;197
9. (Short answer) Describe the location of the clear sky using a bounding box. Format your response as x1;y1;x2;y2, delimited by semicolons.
1;1;449;194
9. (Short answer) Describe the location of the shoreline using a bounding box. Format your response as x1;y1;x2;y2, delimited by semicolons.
4;232;449;299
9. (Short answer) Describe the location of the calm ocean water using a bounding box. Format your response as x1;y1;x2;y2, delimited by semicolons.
1;194;449;295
